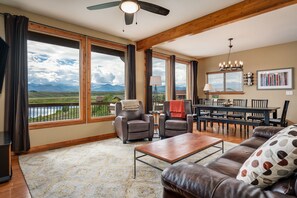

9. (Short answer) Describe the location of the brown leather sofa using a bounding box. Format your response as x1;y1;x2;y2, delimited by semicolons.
159;100;193;139
114;101;154;144
161;126;297;198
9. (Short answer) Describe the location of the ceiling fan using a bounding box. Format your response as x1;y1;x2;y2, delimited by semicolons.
87;0;170;25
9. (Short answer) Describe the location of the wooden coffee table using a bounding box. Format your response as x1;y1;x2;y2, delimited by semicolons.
134;133;224;178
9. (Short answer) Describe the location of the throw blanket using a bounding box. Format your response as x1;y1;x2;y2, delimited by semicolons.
170;100;185;118
121;100;140;110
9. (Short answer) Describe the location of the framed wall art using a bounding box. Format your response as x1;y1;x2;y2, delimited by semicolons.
257;67;293;90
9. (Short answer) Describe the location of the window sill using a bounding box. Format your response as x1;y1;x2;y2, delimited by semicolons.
87;115;116;123
29;119;86;130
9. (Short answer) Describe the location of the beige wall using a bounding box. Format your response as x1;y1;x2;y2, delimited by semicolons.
198;41;297;124
0;5;146;147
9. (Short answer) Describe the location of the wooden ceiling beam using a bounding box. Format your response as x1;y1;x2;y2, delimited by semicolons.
136;0;297;51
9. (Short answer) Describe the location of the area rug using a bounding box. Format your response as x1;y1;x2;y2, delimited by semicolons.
19;138;237;198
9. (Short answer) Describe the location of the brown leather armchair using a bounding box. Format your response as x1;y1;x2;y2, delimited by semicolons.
159;100;193;139
114;101;154;144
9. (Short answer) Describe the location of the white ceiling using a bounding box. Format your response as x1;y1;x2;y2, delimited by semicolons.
1;0;297;58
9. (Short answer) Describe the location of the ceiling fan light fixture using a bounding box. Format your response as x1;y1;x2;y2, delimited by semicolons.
120;0;140;14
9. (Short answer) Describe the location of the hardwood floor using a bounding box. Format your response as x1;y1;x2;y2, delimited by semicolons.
0;156;31;198
0;123;251;198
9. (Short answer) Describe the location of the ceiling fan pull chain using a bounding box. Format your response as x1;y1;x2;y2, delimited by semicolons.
122;13;125;32
135;13;138;25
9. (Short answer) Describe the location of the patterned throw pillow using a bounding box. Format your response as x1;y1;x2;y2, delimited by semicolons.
236;125;297;188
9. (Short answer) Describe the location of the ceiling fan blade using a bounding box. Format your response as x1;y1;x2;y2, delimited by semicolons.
125;13;134;25
138;1;170;16
87;1;121;10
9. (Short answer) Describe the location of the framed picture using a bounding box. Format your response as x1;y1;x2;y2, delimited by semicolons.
257;67;293;90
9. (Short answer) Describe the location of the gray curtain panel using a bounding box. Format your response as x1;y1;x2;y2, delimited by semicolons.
145;49;153;113
4;13;30;153
170;55;176;100
191;60;198;104
127;44;136;99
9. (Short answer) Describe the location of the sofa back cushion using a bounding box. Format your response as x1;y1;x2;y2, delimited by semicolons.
236;125;297;188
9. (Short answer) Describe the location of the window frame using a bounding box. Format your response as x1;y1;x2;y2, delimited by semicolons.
86;37;127;123
28;22;86;130
152;52;169;101
206;70;244;95
175;58;190;99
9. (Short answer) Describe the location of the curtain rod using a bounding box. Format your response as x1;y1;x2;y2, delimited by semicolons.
0;12;129;48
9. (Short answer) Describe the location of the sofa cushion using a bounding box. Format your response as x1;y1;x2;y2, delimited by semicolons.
206;158;243;178
165;120;187;130
220;145;257;164
236;125;297;188
127;120;149;133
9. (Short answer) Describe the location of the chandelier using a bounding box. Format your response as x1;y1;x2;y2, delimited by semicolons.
219;38;243;71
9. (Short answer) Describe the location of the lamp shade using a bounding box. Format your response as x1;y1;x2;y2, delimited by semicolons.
150;76;162;86
203;84;213;91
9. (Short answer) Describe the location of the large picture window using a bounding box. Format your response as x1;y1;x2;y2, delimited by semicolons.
87;38;126;122
90;45;125;118
27;27;85;128
152;57;166;110
207;71;243;93
175;62;188;99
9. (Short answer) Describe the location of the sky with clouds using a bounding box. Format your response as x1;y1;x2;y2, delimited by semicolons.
28;40;187;94
28;40;125;90
91;52;125;86
28;40;80;86
152;57;187;88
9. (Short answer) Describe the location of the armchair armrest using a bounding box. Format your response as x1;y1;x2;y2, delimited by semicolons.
159;113;166;137
143;114;154;138
252;126;284;139
162;162;291;198
114;116;128;143
186;114;193;133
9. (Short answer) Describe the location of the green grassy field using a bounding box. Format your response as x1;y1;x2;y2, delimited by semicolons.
29;91;125;104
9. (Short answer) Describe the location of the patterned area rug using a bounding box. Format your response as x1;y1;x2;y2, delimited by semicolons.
19;138;237;198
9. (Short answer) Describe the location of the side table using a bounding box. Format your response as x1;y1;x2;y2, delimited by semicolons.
0;131;12;183
149;111;160;138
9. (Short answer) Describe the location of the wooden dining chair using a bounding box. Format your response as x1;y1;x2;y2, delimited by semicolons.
268;100;290;127
247;99;268;121
227;99;248;132
198;98;210;116
210;99;227;129
194;98;211;129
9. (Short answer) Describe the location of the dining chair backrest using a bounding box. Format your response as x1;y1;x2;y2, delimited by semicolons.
204;99;213;105
232;99;248;116
251;99;268;108
198;98;205;105
233;99;247;107
251;99;268;116
216;99;226;106
280;100;290;126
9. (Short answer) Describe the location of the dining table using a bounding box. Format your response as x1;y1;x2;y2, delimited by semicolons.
194;104;280;131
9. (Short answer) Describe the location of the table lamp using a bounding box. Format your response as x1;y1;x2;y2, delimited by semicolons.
203;84;213;99
150;76;162;111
